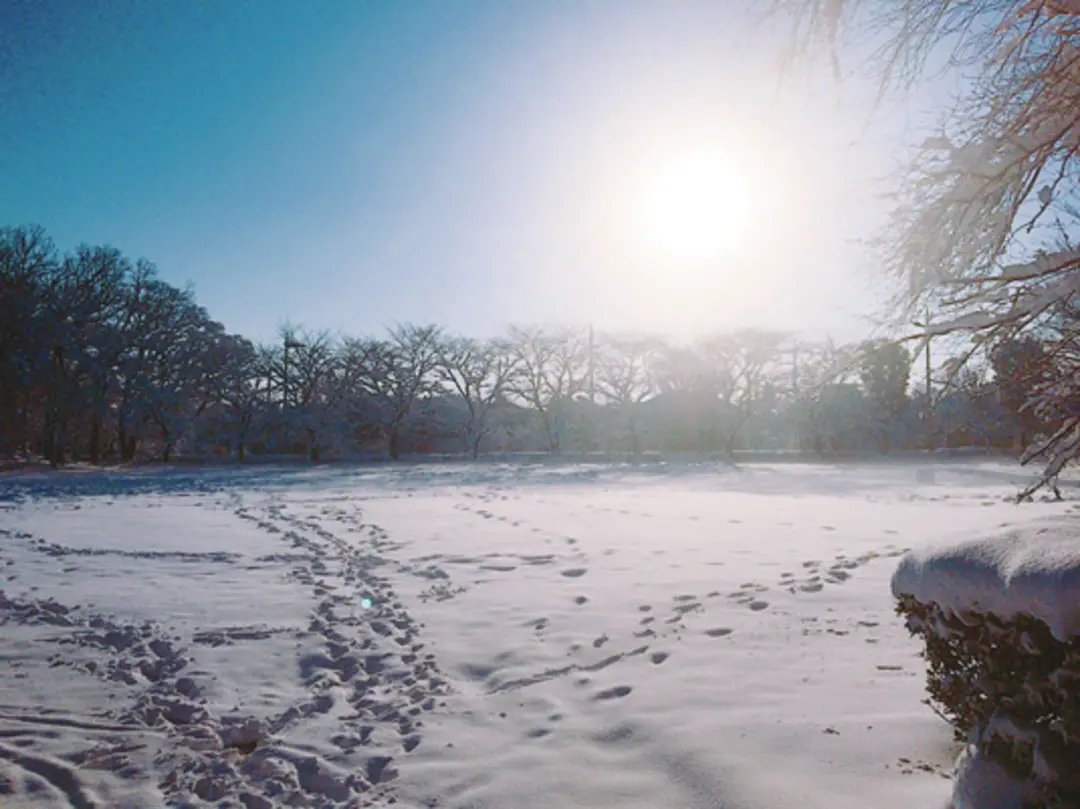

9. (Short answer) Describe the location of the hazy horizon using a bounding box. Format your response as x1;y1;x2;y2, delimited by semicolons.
2;1;930;346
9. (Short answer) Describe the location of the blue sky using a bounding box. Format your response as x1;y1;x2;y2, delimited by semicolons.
1;0;913;344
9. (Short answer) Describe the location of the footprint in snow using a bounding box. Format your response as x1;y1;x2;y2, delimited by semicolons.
748;600;769;612
705;627;734;638
650;651;670;665
592;685;633;701
561;568;587;578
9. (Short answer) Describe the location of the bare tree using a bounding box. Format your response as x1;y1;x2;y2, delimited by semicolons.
0;226;57;459
332;337;386;450
44;244;130;465
349;324;442;459
140;292;224;462
698;330;787;455
506;326;589;452
437;336;519;457
789;338;862;452
773;0;1080;493
649;341;711;395
594;334;658;453
211;335;263;461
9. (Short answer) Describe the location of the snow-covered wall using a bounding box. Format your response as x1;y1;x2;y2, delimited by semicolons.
891;517;1080;808
892;518;1080;642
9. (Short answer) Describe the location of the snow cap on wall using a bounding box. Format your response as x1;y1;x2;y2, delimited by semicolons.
892;517;1080;642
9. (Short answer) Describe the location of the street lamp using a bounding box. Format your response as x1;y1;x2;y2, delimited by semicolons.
283;338;305;408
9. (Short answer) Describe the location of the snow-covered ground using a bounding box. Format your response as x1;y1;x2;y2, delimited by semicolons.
0;459;1075;809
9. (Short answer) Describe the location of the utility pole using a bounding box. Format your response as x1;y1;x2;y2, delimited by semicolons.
913;309;934;450
588;324;596;404
791;342;800;396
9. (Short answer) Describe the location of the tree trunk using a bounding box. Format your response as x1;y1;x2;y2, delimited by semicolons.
1017;425;1029;452
89;416;102;464
50;417;67;468
629;420;641;457
163;442;173;463
388;424;400;460
543;413;560;454
471;432;482;459
118;426;137;462
237;414;251;463
44;422;59;468
118;410;140;462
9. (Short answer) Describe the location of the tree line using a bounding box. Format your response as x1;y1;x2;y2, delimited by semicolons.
0;224;1059;467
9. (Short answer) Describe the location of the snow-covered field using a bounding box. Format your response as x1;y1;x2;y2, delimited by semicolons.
0;460;1075;809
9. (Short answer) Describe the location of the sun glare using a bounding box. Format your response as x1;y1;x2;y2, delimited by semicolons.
638;151;751;262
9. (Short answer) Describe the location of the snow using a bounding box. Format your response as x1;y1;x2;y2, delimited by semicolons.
0;459;1075;808
951;745;1036;809
891;516;1080;641
923;311;1008;337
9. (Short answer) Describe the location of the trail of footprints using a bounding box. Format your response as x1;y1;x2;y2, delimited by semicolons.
227;498;465;805
0;498;463;807
409;492;918;724
777;545;911;595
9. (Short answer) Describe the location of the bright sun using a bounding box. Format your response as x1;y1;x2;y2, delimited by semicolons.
638;151;751;262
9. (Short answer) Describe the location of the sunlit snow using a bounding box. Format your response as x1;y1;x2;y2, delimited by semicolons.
0;459;1074;808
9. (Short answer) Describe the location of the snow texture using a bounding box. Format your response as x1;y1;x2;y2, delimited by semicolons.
892;517;1080;641
951;744;1036;809
0;459;1074;808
